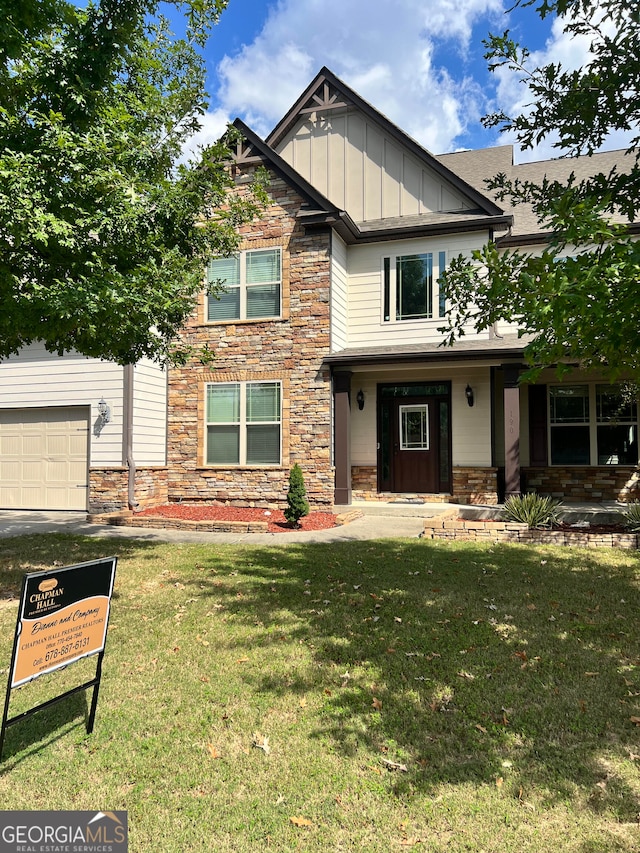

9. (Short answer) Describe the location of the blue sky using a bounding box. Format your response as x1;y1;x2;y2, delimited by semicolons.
185;0;627;162
185;0;613;163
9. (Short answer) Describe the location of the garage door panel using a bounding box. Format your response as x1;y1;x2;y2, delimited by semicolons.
0;461;21;480
0;408;89;510
47;435;69;455
23;461;44;481
23;435;43;455
0;435;21;455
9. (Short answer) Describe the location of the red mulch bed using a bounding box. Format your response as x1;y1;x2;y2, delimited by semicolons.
136;504;337;533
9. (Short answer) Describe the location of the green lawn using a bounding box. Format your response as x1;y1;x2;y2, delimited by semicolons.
0;533;639;851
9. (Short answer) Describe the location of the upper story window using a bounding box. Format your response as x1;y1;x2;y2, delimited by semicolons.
207;248;281;322
549;383;638;465
383;251;447;322
206;381;281;466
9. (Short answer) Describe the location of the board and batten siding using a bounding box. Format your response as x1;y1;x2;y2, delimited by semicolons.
132;359;167;464
276;111;474;223
0;343;124;465
330;233;348;351
349;367;493;469
345;232;491;349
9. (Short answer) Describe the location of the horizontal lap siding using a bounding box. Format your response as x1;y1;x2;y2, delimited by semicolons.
346;234;490;349
133;360;167;465
0;342;124;465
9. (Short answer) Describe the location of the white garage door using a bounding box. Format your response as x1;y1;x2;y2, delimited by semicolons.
0;408;89;510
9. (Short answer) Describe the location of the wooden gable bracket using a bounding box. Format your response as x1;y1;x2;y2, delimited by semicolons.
299;81;350;115
233;137;264;166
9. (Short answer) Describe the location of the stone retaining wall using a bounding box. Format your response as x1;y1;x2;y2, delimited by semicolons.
423;510;639;549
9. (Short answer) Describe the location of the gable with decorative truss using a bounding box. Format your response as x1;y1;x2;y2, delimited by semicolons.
266;68;499;226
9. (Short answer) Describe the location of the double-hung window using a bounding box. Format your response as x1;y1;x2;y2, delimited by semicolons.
549;383;638;465
383;251;447;322
206;381;281;466
207;248;281;321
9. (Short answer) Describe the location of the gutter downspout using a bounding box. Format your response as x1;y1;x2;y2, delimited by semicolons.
123;364;139;511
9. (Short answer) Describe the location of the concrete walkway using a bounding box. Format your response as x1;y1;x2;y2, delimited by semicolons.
0;500;628;546
0;505;433;545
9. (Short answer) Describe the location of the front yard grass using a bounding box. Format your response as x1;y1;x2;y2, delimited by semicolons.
0;533;639;851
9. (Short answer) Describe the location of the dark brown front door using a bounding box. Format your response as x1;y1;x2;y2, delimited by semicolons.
378;383;451;494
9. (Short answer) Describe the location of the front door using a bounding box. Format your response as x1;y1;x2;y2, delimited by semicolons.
378;383;451;494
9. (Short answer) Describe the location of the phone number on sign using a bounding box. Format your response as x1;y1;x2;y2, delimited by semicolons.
44;636;91;662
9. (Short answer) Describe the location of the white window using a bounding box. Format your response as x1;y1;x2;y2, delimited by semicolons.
207;248;281;321
549;383;638;465
206;382;281;466
383;251;447;322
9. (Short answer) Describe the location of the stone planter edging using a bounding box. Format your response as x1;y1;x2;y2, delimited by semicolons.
423;509;639;549
86;508;362;534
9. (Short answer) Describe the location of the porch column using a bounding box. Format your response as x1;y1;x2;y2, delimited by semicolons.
333;370;352;505
503;365;522;499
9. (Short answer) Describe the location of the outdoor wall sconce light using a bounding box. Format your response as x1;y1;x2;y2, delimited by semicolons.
465;385;474;407
356;389;365;411
97;398;111;424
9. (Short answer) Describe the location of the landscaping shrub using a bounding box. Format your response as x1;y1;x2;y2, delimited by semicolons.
501;493;563;528
622;500;640;531
284;463;310;527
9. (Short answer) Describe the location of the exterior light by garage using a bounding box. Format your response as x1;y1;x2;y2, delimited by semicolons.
97;398;111;424
356;389;365;411
465;385;474;407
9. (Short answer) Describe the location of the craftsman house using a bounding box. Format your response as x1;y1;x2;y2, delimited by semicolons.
0;67;637;512
167;67;640;511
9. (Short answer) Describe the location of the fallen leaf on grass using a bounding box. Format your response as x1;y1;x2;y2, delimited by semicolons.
381;758;408;772
475;724;487;734
457;670;475;680
207;744;221;759
289;816;313;828
630;717;640;727
496;777;504;788
299;698;307;708
236;656;250;663
252;733;270;754
372;697;383;711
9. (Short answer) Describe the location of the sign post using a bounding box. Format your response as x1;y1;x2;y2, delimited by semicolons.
0;556;117;760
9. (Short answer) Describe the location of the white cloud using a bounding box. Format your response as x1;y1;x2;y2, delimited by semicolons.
205;0;505;152
180;108;233;164
492;8;636;161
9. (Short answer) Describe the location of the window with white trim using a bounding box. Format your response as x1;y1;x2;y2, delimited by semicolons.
549;383;638;465
383;251;447;322
206;381;281;465
207;248;281;321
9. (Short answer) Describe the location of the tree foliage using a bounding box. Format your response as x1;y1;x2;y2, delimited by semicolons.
440;0;640;380
0;0;264;364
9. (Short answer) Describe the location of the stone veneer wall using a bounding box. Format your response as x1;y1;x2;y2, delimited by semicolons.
350;465;499;505
523;466;640;502
167;168;334;510
451;467;499;505
89;466;168;513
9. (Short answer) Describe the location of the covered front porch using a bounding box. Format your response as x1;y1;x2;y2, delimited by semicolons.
327;344;640;507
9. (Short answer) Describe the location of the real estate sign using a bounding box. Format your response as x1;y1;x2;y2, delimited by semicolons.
10;558;117;688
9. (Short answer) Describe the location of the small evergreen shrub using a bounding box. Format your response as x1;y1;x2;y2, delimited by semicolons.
622;501;640;531
284;463;310;527
501;493;563;528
